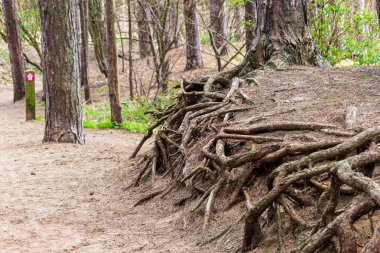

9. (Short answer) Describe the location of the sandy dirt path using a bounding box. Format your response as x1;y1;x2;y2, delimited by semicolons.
0;84;208;253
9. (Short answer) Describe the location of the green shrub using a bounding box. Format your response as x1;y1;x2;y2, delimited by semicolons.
308;0;380;66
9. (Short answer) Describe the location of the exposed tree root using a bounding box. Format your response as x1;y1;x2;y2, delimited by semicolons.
129;72;380;252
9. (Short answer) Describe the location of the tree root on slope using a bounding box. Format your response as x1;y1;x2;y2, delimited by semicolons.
128;73;380;253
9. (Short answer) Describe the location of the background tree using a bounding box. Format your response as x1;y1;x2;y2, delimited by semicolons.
167;1;181;49
89;0;108;77
376;0;380;25
244;0;256;51
184;0;203;70
209;0;228;56
236;0;326;76
127;0;134;99
234;5;243;41
105;0;122;123
39;0;84;144
2;0;25;102
135;0;151;58
79;0;91;104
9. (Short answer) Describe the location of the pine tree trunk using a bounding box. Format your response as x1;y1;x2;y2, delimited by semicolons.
79;0;91;104
237;0;326;76
105;0;122;123
39;0;84;144
184;0;203;70
209;0;228;56
244;0;256;51
89;0;108;77
135;0;151;59
2;0;25;102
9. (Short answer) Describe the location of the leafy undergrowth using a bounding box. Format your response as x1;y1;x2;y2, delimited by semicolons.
83;93;176;133
35;92;177;133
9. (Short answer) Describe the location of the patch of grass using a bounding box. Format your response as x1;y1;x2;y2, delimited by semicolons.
361;75;372;80
0;50;9;62
35;115;44;121
249;82;257;88
201;34;211;45
39;101;45;107
324;95;334;101
83;91;177;133
288;82;296;88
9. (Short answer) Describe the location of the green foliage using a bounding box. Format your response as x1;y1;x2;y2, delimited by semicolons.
83;92;177;133
361;75;372;80
308;0;380;65
0;50;9;62
35;115;44;121
201;34;211;45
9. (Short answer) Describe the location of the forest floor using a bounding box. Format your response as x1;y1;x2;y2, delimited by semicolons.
0;84;217;252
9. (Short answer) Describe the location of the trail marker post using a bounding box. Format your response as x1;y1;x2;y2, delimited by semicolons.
25;69;35;121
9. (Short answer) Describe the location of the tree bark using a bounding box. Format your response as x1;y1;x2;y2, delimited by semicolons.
2;0;25;102
184;0;203;70
88;0;108;77
244;0;256;51
79;0;91;104
127;0;133;99
135;0;151;58
105;0;122;123
39;0;84;144
169;1;181;49
234;6;243;41
209;0;228;56
376;0;380;26
236;0;326;75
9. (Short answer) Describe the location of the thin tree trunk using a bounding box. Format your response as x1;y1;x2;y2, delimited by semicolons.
168;1;181;49
39;0;84;144
244;0;256;51
375;0;380;26
2;0;25;102
79;0;91;104
105;0;122;123
234;6;243;41
209;0;228;56
356;0;365;11
184;0;203;70
135;0;151;58
127;0;133;99
89;0;108;77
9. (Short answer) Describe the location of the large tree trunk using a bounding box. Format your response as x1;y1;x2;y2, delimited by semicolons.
209;0;228;56
184;0;203;70
244;0;256;52
237;0;326;76
39;0;84;144
2;0;25;102
105;0;122;123
79;0;91;104
135;0;151;59
89;0;108;77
